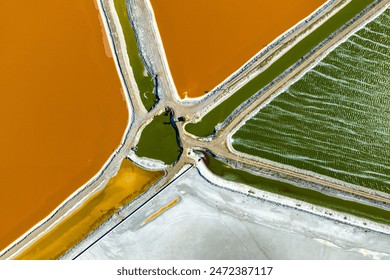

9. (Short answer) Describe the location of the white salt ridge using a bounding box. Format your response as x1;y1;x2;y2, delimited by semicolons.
128;151;166;171
73;163;390;260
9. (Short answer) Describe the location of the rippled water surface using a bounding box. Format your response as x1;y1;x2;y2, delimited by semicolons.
233;10;390;192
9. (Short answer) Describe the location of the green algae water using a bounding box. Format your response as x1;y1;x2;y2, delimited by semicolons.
205;153;390;225
185;0;377;137
114;0;157;110
232;9;390;193
136;112;181;164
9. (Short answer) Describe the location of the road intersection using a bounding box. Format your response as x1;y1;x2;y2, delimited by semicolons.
2;0;388;260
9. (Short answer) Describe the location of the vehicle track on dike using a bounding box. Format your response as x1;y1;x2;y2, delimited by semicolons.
2;0;388;260
0;0;183;260
1;0;202;260
128;0;390;208
205;0;390;205
175;0;390;206
130;0;351;116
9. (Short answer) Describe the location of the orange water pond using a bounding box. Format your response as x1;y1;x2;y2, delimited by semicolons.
0;0;128;250
150;0;326;98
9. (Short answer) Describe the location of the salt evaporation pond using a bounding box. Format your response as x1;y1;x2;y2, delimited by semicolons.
0;0;128;251
150;0;326;98
232;9;390;193
71;168;390;260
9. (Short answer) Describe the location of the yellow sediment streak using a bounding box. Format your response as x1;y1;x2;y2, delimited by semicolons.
0;0;129;251
15;159;164;260
142;197;181;226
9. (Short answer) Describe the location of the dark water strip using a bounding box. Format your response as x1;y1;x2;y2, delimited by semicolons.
186;0;378;137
